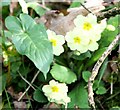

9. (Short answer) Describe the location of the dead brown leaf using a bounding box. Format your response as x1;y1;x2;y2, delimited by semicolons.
13;101;26;110
7;86;32;100
36;2;105;36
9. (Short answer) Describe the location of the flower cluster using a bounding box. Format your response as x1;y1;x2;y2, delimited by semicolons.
42;80;70;106
65;13;107;53
47;14;107;55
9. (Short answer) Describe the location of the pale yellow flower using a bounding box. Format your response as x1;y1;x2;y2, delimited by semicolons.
74;13;97;32
73;14;107;52
74;14;106;40
42;80;70;105
47;29;65;56
65;28;89;53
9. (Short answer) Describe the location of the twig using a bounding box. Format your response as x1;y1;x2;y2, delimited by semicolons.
18;71;36;90
37;0;50;11
80;2;93;14
88;34;120;109
97;7;120;21
18;70;40;101
38;3;50;11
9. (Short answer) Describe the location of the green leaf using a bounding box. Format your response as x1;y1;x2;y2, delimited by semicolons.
20;14;36;31
82;71;91;82
5;14;53;78
38;71;53;82
18;80;27;88
11;61;21;73
68;83;89;108
5;16;22;33
0;0;10;6
0;37;2;44
0;74;6;95
99;15;120;47
27;2;47;16
71;51;91;60
85;47;107;68
50;64;77;84
33;89;48;103
96;86;107;95
70;0;84;8
4;30;12;38
97;58;108;85
93;80;105;91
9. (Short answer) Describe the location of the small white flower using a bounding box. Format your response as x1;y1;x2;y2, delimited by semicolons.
106;24;115;31
42;80;70;105
70;14;107;52
47;29;65;56
74;13;97;32
74;14;106;37
65;28;89;53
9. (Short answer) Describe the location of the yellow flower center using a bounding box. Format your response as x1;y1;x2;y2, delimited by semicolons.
74;37;81;44
51;86;59;92
50;39;57;46
83;22;92;31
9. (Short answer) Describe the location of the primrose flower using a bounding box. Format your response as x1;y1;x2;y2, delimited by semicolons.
65;28;89;53
74;14;107;38
42;80;70;105
66;13;107;53
74;13;98;32
47;29;65;56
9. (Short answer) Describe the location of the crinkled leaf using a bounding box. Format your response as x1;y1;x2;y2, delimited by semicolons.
0;74;6;95
38;72;53;82
96;86;107;95
93;80;105;91
27;2;46;16
33;89;48;103
71;51;91;60
82;71;91;82
50;64;77;84
100;15;120;47
68;82;89;108
11;61;21;73
18;80;27;88
85;47;107;68
5;14;53;78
